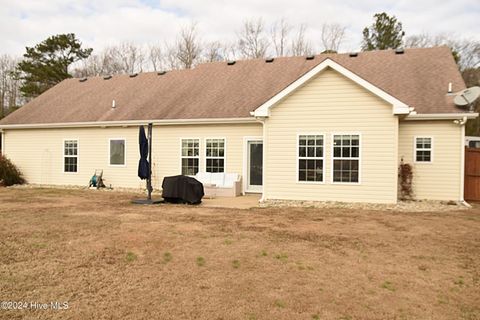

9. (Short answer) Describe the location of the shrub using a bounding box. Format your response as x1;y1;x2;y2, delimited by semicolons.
398;160;413;200
0;155;25;186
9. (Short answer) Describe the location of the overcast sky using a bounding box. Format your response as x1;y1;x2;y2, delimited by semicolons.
1;0;479;56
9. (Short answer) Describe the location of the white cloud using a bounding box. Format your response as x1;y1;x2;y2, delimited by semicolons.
0;0;478;56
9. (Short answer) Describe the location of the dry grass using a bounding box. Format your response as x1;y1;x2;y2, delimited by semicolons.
0;187;479;320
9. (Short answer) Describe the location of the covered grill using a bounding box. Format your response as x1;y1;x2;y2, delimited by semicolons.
161;175;204;205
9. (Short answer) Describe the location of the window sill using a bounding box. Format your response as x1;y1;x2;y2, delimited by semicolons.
296;181;325;185
331;181;361;185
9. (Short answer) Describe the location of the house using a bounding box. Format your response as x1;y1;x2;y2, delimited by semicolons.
0;46;477;204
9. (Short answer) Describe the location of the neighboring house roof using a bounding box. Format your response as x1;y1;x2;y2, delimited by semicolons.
0;46;468;126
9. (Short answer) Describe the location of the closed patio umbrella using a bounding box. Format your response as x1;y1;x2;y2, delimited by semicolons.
132;123;161;204
138;126;150;180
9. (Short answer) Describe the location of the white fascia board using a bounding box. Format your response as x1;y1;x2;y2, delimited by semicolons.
253;58;409;117
0;117;257;130
404;113;478;120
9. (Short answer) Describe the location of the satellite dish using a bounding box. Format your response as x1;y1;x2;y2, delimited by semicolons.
454;86;480;110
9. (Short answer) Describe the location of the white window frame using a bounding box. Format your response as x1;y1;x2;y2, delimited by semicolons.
204;137;227;173
296;133;325;184
331;133;362;185
108;138;127;167
63;138;79;174
414;136;434;163
180;138;200;176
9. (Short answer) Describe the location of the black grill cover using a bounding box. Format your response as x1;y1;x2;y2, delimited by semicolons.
162;175;204;205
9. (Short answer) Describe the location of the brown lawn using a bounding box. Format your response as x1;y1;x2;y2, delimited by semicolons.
0;188;479;320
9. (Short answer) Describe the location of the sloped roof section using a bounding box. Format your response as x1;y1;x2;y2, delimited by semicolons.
0;46;467;126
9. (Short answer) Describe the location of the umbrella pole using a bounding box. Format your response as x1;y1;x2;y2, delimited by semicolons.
147;123;153;201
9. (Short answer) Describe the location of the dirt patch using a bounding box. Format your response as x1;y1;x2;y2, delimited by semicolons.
0;187;479;320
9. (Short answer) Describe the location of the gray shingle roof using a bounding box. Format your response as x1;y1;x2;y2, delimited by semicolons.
0;46;467;126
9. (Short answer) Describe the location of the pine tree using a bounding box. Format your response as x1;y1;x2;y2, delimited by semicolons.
362;13;405;51
17;33;92;98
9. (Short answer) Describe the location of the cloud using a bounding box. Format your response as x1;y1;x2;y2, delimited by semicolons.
0;0;478;56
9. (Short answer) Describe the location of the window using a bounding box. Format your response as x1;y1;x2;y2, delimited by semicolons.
181;138;200;175
110;139;126;166
64;140;78;173
205;138;225;173
298;134;324;182
333;134;360;183
415;137;432;162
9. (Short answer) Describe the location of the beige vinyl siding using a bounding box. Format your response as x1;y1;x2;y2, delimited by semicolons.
2;123;261;190
265;67;398;203
398;120;462;200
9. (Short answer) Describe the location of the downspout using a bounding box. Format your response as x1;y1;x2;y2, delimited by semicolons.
454;117;470;207
0;129;4;156
255;116;267;202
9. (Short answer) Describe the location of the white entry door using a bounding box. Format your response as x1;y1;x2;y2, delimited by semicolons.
247;140;263;192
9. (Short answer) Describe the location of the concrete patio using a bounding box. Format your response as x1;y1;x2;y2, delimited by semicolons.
199;194;261;209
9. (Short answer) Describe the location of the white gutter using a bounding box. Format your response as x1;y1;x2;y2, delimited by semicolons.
405;113;478;120
0;117;257;130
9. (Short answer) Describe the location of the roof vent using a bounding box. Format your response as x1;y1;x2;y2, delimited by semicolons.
395;48;405;54
265;57;274;63
157;71;167;75
112;100;116;109
103;75;112;80
79;77;87;82
129;73;138;78
306;55;315;60
349;52;358;57
227;60;236;66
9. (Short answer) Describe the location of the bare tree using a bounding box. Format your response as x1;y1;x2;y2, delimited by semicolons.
237;18;269;58
73;42;149;77
405;33;480;70
202;41;239;62
148;44;163;71
271;18;291;57
114;42;145;74
175;23;202;69
290;24;313;56
0;55;23;118
404;33;432;48
203;41;224;62
320;23;346;53
162;42;181;70
74;54;107;77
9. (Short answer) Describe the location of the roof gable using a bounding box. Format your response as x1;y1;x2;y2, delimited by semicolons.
253;58;410;117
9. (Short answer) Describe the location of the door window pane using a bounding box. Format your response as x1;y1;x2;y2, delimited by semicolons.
249;142;263;186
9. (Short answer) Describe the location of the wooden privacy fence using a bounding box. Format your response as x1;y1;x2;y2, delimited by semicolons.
464;147;480;201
